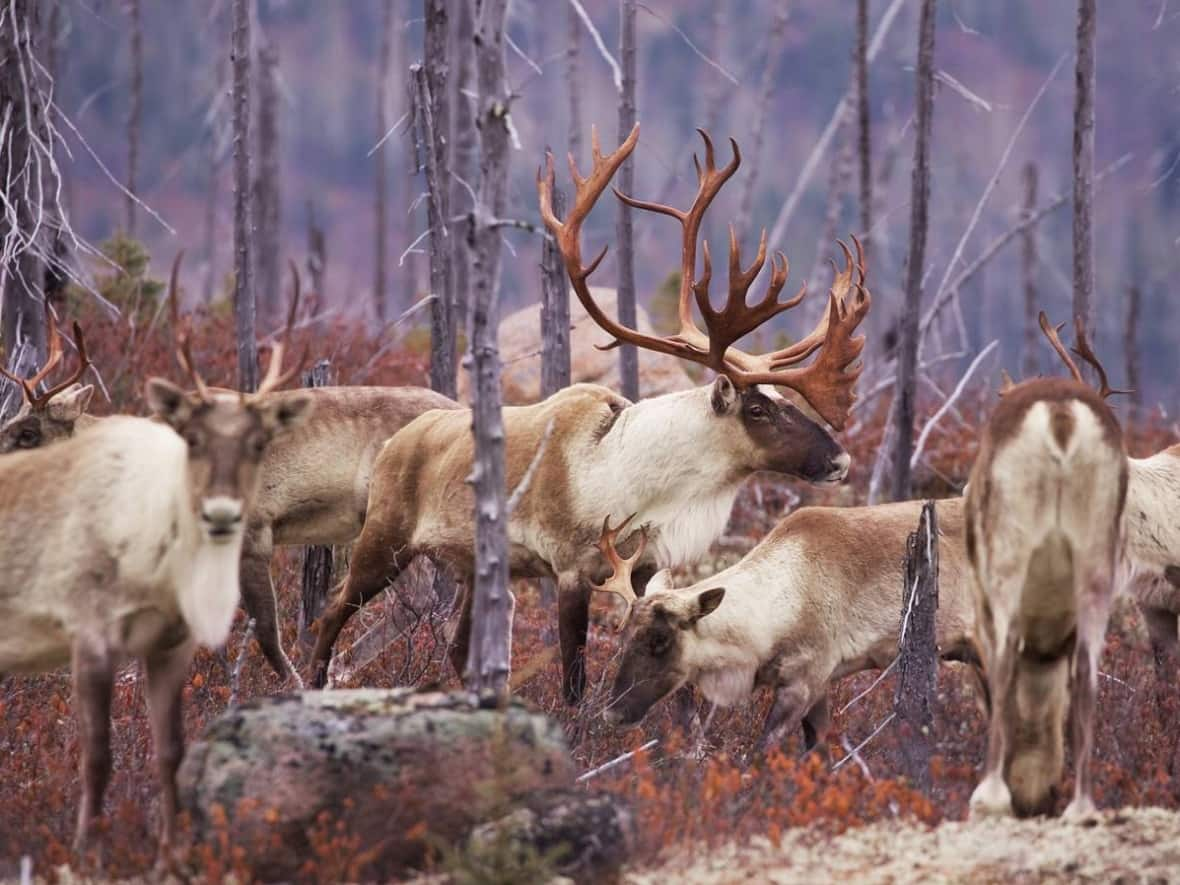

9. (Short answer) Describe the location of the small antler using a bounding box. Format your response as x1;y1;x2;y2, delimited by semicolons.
1037;311;1130;400
254;260;307;396
0;302;92;408
591;513;648;631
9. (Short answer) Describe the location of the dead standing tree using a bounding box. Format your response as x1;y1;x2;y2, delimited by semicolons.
231;0;257;390
450;0;477;335
890;0;937;502
855;0;872;267
615;0;639;401
465;0;512;695
424;0;456;399
124;0;142;237
566;0;582;160
254;42;281;329
1073;0;1096;340
1124;283;1140;413
374;0;393;325
299;359;335;643
1020;162;1039;377
894;500;939;792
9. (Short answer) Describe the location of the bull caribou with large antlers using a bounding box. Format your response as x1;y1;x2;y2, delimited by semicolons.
309;124;871;700
0;307;314;857
0;304;95;452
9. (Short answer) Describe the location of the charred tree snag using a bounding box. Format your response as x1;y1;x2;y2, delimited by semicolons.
450;0;476;336
374;0;393;324
890;0;936;501
231;0;257;391
1020;163;1039;378
254;42;281;329
424;0;456;399
1073;0;1096;341
615;0;639;402
855;0;872;267
894;500;939;793
124;0;142;237
299;359;335;640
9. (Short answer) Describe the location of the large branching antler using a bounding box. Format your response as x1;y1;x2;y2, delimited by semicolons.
591;513;648;631
1037;311;1129;400
0;302;92;408
537;125;871;430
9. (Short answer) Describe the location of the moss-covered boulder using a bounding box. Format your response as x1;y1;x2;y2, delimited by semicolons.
177;689;588;881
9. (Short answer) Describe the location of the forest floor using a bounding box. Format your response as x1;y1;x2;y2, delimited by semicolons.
628;807;1180;884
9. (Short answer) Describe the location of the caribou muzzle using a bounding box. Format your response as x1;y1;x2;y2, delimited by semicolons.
200;496;244;541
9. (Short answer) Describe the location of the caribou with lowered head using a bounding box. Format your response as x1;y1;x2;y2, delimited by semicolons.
309;124;871;699
0;324;313;856
0;306;96;452
966;313;1127;820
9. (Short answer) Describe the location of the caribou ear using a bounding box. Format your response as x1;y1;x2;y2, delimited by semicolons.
682;587;725;628
46;384;94;422
710;375;738;415
256;391;315;434
646;568;675;593
145;378;193;429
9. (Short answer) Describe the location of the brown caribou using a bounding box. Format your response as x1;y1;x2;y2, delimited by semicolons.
0;319;314;857
309;124;871;700
966;313;1127;819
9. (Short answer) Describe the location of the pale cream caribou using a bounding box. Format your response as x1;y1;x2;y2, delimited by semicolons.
0;320;314;856
0;256;461;687
600;498;981;751
966;313;1127;819
309;124;871;700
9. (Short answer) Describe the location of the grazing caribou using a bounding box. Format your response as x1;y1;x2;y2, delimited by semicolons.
0;306;95;453
309;124;871;699
0;327;313;855
966;313;1127;819
600;498;981;751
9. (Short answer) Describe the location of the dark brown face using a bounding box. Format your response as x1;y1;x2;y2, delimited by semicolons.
603;587;725;728
711;377;850;484
146;379;314;542
0;384;93;454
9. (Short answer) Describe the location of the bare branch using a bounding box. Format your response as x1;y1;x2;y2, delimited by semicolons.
909;340;998;470
567;0;621;92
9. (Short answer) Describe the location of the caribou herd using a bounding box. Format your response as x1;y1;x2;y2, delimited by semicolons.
1;124;1178;855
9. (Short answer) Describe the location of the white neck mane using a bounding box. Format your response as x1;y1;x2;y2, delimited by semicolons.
576;387;742;568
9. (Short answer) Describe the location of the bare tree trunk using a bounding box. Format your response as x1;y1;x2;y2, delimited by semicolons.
202;138;222;304
124;0;141;237
565;0;582;160
449;0;476;339
1;0;47;364
300;359;335;638
806;112;853;294
1073;0;1096;339
615;0;639;401
1020;162;1039;378
894;500;939;793
42;0;67;314
541;184;571;397
855;0;872;263
374;0;393;325
425;0;456;398
466;0;513;696
890;0;937;502
1125;283;1141;413
254;42;281;330
306;201;326;314
231;0;257;391
734;0;789;242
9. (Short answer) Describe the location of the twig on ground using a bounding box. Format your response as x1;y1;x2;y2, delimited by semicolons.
576;739;659;783
227;617;256;707
832;712;896;772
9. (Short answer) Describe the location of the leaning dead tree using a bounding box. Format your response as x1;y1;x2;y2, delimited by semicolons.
124;0;142;237
890;0;937;502
254;42;281;328
465;0;512;695
1073;0;1096;338
615;0;639;401
231;0;257;390
894;501;939;793
1020;162;1039;377
300;359;335;640
424;0;456;399
449;0;476;335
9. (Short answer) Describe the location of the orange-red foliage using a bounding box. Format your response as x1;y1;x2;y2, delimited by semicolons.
1;309;1178;881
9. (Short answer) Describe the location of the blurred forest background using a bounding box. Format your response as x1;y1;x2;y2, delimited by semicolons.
45;0;1180;405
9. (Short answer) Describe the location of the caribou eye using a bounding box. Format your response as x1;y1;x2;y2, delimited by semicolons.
249;433;268;457
183;430;202;450
648;632;671;657
17;428;40;448
747;404;766;419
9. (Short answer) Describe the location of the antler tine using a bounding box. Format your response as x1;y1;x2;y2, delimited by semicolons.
1037;311;1084;385
1070;316;1131;400
26;303;64;392
591;513;649;631
255;260;306;396
28;320;93;407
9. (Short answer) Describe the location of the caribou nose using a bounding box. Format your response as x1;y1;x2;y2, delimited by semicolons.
827;452;851;482
201;496;243;536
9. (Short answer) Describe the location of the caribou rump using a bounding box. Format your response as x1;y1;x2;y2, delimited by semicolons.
309;124;871;700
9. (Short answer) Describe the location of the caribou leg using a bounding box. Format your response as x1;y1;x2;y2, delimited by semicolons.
557;576;592;705
72;637;115;855
239;525;302;687
144;638;195;858
1064;568;1114;820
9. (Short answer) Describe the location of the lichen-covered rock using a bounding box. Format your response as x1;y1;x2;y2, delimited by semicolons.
177;689;578;881
465;788;633;884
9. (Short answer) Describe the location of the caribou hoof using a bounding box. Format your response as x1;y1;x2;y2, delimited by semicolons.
968;775;1014;820
1063;795;1098;822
